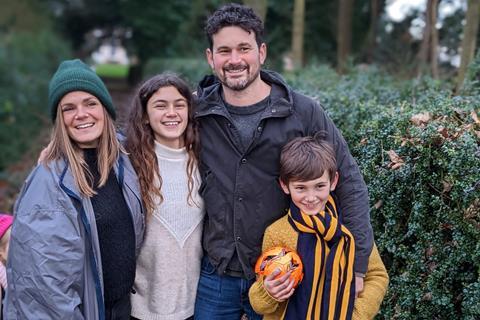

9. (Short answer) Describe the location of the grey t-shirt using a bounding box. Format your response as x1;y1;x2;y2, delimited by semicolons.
224;95;269;152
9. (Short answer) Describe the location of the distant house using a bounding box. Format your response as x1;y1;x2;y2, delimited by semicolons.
91;41;129;65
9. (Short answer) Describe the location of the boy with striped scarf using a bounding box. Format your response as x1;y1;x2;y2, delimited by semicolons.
249;135;388;320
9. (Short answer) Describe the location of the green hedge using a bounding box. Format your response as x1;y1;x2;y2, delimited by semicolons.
286;65;480;319
0;30;70;173
143;57;210;87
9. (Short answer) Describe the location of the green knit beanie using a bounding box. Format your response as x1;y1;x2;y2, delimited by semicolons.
48;59;116;122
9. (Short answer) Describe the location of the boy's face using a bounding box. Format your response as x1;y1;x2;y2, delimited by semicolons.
280;171;339;216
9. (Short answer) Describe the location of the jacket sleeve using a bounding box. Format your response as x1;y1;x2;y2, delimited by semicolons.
352;245;389;320
4;172;85;319
307;99;373;274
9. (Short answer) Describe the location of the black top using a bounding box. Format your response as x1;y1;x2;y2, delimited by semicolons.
84;149;136;305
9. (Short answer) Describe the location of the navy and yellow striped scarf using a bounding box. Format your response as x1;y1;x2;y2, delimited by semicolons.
283;195;355;320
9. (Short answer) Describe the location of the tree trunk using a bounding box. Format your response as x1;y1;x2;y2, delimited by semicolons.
430;0;439;79
416;0;439;78
291;0;305;69
417;0;433;76
364;0;380;63
243;0;268;22
337;0;355;74
456;0;480;93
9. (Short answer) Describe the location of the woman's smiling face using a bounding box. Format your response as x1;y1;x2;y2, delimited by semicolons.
60;91;105;148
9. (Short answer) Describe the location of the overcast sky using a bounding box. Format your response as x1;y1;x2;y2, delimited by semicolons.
386;0;465;22
385;0;466;67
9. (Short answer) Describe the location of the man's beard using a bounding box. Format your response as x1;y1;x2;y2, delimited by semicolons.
219;63;260;91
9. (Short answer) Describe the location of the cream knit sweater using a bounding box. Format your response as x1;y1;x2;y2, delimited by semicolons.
131;142;204;320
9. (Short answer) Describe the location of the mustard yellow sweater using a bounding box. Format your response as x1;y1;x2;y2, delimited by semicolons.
249;215;389;320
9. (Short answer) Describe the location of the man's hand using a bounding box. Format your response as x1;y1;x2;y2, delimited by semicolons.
355;276;364;298
263;268;295;302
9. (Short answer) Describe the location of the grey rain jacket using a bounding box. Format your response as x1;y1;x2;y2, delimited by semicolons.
4;151;145;320
194;70;373;279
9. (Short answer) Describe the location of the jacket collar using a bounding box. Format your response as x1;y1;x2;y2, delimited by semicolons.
194;70;293;119
57;153;128;200
56;159;81;201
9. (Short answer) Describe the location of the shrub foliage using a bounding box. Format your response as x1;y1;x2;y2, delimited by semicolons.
143;57;210;88
286;65;480;319
0;30;70;173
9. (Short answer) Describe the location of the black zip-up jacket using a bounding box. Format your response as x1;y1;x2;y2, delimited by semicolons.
194;70;373;279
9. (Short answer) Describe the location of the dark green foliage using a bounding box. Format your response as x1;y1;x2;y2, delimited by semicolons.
143;58;211;88
119;0;228;62
286;65;480;319
0;30;70;172
53;0;124;50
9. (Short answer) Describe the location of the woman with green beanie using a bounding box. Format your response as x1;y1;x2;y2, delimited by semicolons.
4;59;145;320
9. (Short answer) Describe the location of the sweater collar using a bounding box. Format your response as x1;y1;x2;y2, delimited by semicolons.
154;140;187;161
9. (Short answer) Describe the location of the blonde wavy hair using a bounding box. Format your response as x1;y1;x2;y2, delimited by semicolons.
43;103;122;197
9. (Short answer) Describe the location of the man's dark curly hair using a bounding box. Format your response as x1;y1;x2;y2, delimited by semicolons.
205;3;264;49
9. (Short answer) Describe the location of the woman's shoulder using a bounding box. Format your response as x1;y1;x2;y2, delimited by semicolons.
15;161;69;213
22;162;58;189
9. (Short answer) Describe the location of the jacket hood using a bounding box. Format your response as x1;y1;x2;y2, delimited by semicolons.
195;70;294;114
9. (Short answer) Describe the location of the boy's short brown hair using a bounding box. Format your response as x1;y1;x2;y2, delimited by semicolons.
279;133;337;184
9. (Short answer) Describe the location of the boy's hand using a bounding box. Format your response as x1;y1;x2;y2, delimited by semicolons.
263;268;295;302
355;276;364;297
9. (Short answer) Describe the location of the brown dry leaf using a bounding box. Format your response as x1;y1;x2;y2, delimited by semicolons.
437;126;449;139
387;150;403;163
425;246;434;259
360;138;368;145
390;163;404;170
464;199;479;220
387;150;405;169
374;200;383;209
427;261;437;272
422;292;433;301
452;131;461;139
442;181;453;193
471;110;480;124
411;112;431;126
441;223;453;230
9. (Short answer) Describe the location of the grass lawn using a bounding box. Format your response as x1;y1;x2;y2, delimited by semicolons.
95;63;129;78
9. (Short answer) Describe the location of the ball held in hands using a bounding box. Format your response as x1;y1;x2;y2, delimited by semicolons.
255;247;304;288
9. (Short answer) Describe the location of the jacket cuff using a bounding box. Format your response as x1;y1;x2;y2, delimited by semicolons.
354;254;369;274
